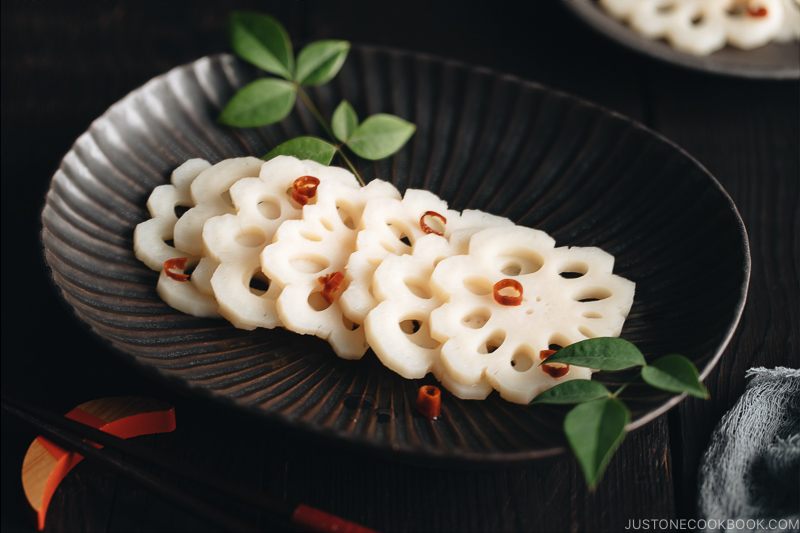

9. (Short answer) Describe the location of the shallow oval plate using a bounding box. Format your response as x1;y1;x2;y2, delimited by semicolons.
563;0;800;79
41;48;749;464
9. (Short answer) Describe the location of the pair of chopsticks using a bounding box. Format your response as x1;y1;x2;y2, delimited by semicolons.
2;395;376;533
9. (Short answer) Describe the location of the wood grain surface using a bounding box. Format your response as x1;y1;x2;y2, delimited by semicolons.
1;1;797;532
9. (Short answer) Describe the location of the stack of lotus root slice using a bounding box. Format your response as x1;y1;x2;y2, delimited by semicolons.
135;156;635;404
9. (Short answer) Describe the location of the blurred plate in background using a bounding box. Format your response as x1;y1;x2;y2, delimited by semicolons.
563;0;800;79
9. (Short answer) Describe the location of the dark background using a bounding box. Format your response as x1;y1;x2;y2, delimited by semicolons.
2;1;798;531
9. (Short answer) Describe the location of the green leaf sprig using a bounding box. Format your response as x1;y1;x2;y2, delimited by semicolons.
221;11;416;184
532;337;709;489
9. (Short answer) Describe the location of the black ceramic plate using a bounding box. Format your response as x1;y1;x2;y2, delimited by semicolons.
41;48;749;464
563;0;800;79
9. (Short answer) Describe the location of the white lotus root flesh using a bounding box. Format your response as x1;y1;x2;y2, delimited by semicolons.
133;157;262;317
203;156;360;330
599;0;799;55
429;226;635;404
341;189;516;324
362;235;481;399
133;158;219;317
261;178;401;359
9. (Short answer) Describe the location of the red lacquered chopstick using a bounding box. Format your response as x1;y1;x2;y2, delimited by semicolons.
2;395;378;533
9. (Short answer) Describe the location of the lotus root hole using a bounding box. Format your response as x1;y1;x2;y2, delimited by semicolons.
235;229;267;248
583;311;603;319
342;314;359;331
501;263;522;276
496;249;543;276
510;347;535;372
249;271;270;296
575;287;612;303
404;278;433;299
658;2;676;13
173;205;190;219
300;230;323;242
320;217;334;232
400;319;421;334
547;334;571;352
578;325;596;338
308;291;331;311
478;331;506;354
463;277;492;296
388;221;413;246
290;255;329;274
462;308;491;329
559;262;588;279
399;319;439;349
727;4;745;16
336;205;356;230
257;199;281;219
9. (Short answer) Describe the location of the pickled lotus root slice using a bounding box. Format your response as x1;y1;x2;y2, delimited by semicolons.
157;256;219;317
599;0;794;55
261;179;401;359
428;226;635;404
449;209;516;252
133;158;217;317
339;189;454;323
173;157;264;256
365;234;453;380
203;156;359;330
153;157;263;317
340;191;514;324
363;216;505;390
134;158;210;271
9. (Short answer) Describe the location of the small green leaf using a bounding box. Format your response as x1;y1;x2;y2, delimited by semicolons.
564;398;629;489
332;100;358;142
219;79;296;127
264;136;336;165
532;380;610;405
295;40;350;86
229;11;294;79
544;337;646;371
641;354;709;399
347;114;416;160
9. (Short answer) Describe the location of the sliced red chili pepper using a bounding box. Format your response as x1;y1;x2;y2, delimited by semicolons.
419;210;447;236
317;271;345;304
747;5;768;16
163;257;190;281
493;279;523;306
291;175;320;206
539;349;557;360
416;385;441;419
539;349;569;378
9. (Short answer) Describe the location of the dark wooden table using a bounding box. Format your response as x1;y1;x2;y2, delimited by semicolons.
2;1;798;531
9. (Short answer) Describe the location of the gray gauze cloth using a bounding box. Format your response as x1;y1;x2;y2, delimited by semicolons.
698;367;800;531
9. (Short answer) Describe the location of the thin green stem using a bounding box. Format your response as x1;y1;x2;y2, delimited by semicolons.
335;148;363;185
297;87;335;139
611;384;628;398
296;86;364;185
